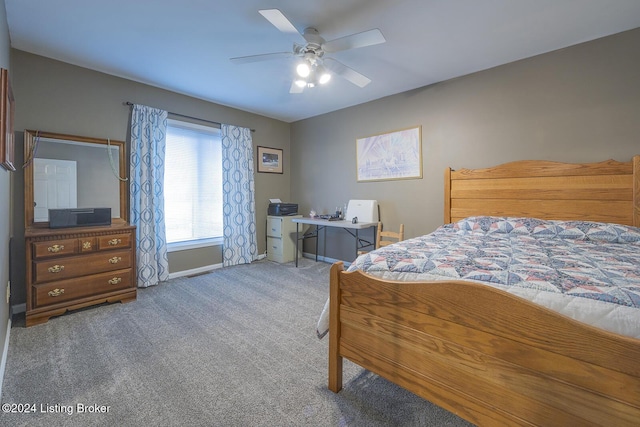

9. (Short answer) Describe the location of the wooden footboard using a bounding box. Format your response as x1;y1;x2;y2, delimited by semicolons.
328;262;640;427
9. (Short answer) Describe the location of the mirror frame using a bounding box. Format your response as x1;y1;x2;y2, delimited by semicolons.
24;130;128;228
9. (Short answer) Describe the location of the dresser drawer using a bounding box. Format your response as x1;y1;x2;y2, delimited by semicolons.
33;268;133;307
79;237;97;253
32;239;79;259
34;249;132;283
97;233;132;250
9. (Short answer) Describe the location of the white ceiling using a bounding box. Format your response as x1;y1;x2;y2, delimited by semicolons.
5;0;640;123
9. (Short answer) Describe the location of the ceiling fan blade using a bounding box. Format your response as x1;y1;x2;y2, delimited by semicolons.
259;9;303;39
230;51;292;64
289;81;305;94
323;58;371;88
322;29;386;53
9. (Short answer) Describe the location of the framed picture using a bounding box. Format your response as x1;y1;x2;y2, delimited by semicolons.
257;146;283;174
0;68;15;171
356;126;422;182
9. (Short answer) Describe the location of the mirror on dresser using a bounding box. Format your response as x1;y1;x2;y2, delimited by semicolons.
23;130;136;327
23;130;128;227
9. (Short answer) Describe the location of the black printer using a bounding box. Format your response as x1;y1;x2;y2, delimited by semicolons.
268;202;298;216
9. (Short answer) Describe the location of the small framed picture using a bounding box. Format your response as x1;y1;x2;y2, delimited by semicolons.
257;146;283;174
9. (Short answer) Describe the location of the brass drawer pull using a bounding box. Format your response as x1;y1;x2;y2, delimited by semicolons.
48;288;65;297
48;265;65;273
47;244;64;253
108;277;122;285
109;257;122;264
108;238;122;246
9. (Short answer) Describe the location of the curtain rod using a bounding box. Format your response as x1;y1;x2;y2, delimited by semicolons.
124;102;255;132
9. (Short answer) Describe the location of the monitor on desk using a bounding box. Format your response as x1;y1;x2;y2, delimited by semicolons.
346;200;378;223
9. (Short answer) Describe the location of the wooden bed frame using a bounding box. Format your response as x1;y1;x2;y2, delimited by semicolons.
329;156;640;426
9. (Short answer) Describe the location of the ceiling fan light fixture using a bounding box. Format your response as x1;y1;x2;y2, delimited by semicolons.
296;62;310;78
317;66;331;84
234;9;387;94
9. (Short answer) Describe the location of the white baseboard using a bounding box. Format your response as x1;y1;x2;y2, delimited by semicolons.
0;316;12;401
168;253;266;280
301;252;352;268
168;263;223;280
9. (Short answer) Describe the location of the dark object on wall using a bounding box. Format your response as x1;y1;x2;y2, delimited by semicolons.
268;203;298;216
0;68;15;171
49;208;112;228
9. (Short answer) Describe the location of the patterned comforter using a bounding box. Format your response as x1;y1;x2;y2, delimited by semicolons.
317;217;640;339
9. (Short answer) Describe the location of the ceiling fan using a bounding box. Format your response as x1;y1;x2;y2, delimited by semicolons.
230;9;386;93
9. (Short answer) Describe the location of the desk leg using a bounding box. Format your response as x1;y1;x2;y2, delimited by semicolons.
315;226;319;262
295;223;299;267
373;225;376;252
355;229;359;258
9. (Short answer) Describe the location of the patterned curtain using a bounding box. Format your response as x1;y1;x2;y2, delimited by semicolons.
221;124;257;266
129;104;169;287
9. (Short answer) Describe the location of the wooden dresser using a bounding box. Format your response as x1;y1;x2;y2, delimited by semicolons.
25;222;137;327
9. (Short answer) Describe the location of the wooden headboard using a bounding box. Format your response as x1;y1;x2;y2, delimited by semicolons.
444;155;640;227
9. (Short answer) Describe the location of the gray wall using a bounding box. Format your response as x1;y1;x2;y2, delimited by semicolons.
0;0;11;362
291;28;640;262
10;50;291;305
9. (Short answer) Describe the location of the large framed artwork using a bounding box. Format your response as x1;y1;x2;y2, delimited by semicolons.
0;68;15;171
356;126;422;182
257;146;283;174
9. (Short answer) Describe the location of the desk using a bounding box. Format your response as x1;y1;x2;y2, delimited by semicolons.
291;217;377;267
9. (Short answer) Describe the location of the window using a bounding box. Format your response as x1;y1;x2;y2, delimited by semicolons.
164;119;222;249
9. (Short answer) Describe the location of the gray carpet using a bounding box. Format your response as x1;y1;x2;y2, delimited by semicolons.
2;259;474;427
